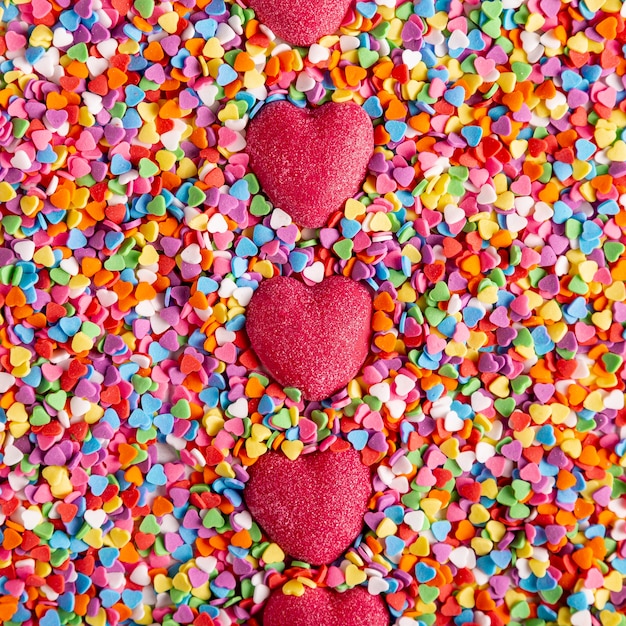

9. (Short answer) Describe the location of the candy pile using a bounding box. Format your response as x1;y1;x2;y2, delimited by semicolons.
1;0;626;625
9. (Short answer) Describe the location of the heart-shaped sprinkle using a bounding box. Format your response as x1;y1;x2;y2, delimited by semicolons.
263;586;389;626
245;447;372;565
245;275;372;401
246;101;374;229
248;0;352;46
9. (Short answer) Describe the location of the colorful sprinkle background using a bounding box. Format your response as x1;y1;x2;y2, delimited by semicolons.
1;0;626;624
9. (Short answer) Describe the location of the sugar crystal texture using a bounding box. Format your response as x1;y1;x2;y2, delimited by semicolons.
263;586;390;626
246;101;374;228
248;0;353;46
245;275;372;401
245;448;372;565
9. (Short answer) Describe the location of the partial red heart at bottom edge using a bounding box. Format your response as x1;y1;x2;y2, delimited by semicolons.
245;100;374;229
248;0;352;46
263;586;390;626
245;275;372;401
245;447;372;565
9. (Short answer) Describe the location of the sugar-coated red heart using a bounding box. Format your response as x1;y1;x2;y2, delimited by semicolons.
263;586;389;626
245;275;372;401
246;101;374;228
248;0;352;46
245;448;372;565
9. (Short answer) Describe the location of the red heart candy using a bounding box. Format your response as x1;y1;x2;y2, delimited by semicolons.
248;0;352;46
246;101;374;228
245;448;372;565
263;586;389;626
245;275;372;401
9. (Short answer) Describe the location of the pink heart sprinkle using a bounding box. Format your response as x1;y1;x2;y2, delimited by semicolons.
263;586;389;626
510;175;531;195
473;57;496;77
245;275;372;401
214;343;236;363
246;100;373;229
245;447;372;565
248;0;352;46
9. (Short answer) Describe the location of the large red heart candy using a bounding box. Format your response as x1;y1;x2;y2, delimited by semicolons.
245;448;372;565
263;586;389;626
246;101;374;229
245;275;372;401
248;0;352;46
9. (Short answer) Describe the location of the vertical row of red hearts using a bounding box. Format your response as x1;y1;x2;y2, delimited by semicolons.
239;4;390;625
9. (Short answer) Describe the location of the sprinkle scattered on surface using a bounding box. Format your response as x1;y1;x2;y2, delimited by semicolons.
1;0;626;625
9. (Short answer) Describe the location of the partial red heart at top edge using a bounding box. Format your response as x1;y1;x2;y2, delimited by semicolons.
247;0;353;46
263;586;390;626
245;100;374;229
245;275;372;401
245;447;372;565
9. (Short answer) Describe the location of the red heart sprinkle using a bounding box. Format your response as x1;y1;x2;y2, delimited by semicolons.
248;0;352;46
245;447;372;565
245;275;372;401
263;586;389;626
246;101;373;229
423;261;445;283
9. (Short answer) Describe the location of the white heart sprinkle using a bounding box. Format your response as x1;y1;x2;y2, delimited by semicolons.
444;204;465;224
22;508;43;530
130;564;151;586
269;208;292;229
208;213;228;234
302;261;325;284
228;398;248;418
444;411;464;432
370;382;391;402
3;445;23;466
253;584;270;604
308;44;330;64
404;510;425;532
448;30;469;50
402;49;422;69
368;576;389;595
477;185;497;205
195;556;217;573
393;374;415;397
84;509;106;529
0;373;16;393
233;286;253;307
